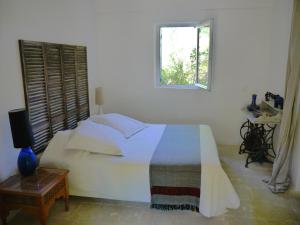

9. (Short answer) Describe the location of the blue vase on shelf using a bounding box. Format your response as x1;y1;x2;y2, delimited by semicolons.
18;146;37;176
247;94;260;112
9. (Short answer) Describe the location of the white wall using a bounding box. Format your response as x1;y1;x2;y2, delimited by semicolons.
94;0;293;145
0;0;98;181
0;0;294;182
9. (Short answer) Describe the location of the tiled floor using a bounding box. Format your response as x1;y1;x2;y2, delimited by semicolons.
8;146;300;225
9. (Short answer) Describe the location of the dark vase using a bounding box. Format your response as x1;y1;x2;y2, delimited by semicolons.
18;146;37;176
247;94;259;112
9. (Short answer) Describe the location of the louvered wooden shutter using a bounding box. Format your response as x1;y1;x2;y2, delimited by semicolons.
76;46;89;120
62;45;78;129
19;40;90;153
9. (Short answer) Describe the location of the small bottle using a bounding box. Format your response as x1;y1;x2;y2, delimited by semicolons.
247;94;260;112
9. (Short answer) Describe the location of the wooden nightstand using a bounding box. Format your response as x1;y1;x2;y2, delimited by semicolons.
0;167;69;225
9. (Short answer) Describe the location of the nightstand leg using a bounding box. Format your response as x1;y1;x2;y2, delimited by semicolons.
0;209;8;225
64;178;69;211
0;196;8;225
64;195;69;211
38;207;48;225
39;213;47;225
38;198;48;225
0;216;7;225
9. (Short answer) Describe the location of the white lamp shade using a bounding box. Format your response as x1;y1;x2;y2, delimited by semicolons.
95;87;103;105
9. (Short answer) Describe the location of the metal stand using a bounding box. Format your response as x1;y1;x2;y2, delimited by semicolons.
239;120;276;167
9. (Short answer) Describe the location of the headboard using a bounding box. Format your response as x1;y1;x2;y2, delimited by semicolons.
19;40;90;153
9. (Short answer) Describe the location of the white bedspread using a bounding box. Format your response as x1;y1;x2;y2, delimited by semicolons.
40;124;239;217
199;125;240;217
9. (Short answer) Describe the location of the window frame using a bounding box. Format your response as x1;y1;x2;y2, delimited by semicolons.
155;19;214;91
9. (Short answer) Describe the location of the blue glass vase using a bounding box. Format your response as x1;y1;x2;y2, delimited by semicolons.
247;94;259;112
18;146;37;176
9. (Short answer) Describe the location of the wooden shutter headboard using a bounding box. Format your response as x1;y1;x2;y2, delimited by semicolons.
19;40;90;153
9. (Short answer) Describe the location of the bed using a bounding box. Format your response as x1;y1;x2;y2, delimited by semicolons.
19;40;239;217
40;119;240;217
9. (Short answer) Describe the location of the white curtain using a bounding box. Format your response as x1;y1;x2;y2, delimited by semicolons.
266;0;300;193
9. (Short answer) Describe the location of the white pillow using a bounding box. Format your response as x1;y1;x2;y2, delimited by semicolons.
65;120;125;156
90;113;147;138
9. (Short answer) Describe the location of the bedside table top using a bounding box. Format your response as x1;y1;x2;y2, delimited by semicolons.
0;167;69;197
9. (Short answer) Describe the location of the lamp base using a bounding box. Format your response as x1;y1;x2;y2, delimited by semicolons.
18;146;37;176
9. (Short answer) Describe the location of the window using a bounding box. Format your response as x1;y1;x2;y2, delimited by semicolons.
156;20;213;90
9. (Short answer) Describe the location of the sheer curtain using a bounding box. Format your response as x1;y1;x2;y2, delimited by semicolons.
266;0;300;193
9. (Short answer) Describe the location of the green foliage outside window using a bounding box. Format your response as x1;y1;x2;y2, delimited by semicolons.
160;26;210;88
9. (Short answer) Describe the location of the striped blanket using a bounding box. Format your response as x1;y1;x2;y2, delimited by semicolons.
150;125;201;212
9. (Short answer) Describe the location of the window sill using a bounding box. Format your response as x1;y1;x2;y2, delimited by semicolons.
155;84;209;91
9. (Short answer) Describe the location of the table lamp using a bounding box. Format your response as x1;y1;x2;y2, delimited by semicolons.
95;87;104;114
8;109;37;176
